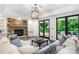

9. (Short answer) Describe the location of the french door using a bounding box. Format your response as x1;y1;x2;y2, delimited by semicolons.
39;19;50;39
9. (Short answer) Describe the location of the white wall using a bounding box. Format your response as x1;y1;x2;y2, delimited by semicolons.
0;18;7;34
28;20;39;36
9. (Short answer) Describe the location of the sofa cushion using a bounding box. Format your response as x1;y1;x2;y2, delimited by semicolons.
10;35;22;47
18;45;39;54
0;37;20;54
51;40;60;46
36;43;56;54
58;36;65;45
57;36;78;54
56;45;64;53
63;36;78;47
57;46;76;54
0;37;10;46
10;38;22;47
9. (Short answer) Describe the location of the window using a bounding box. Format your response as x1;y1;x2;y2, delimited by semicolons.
39;19;50;39
57;18;65;34
39;20;43;36
44;20;50;38
68;16;78;33
57;15;79;40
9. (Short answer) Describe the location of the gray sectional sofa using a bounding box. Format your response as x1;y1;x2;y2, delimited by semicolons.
3;34;78;54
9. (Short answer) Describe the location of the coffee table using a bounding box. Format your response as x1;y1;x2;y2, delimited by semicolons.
31;39;48;49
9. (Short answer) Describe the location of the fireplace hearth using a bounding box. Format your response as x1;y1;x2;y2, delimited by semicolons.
14;29;23;36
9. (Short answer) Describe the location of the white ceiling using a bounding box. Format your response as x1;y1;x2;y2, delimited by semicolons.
0;4;78;20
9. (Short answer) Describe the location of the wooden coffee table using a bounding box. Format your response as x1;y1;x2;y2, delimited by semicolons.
31;39;48;49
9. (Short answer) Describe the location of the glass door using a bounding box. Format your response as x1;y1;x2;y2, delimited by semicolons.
44;20;50;38
39;19;50;39
39;20;43;37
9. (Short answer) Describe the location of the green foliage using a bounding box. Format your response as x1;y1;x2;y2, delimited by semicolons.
68;19;74;32
58;18;65;32
58;16;78;33
68;16;78;32
39;20;49;33
44;21;49;33
39;22;43;32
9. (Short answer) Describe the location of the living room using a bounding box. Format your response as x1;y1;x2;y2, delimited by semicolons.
0;4;79;54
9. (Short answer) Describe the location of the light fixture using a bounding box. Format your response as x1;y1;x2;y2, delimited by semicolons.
16;18;21;20
31;4;39;20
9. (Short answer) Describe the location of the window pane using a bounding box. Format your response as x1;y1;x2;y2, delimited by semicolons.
39;21;43;36
58;18;65;33
44;20;50;37
68;18;74;32
74;16;78;32
68;16;78;33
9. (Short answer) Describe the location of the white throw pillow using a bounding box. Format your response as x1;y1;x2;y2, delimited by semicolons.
63;36;78;47
57;46;76;54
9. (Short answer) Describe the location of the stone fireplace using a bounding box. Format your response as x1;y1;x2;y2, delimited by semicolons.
7;18;28;37
14;29;24;36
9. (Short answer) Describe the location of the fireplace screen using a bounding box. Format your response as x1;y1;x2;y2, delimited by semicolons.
14;29;23;36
